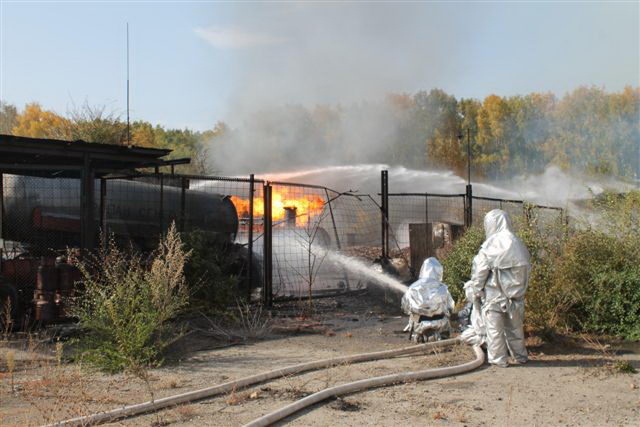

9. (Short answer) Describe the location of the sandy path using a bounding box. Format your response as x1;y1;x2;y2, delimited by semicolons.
2;295;639;426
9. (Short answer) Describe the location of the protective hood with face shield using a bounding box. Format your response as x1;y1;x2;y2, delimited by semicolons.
462;209;531;366
465;209;531;310
402;257;455;342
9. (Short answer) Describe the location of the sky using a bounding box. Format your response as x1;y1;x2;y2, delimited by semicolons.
1;1;638;131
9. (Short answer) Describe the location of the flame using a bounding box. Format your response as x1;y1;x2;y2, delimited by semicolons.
231;189;325;226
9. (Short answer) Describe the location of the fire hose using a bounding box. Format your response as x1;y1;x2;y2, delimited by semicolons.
49;337;482;426
244;344;484;427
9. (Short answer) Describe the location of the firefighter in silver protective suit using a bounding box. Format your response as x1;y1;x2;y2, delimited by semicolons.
464;209;531;367
402;257;455;342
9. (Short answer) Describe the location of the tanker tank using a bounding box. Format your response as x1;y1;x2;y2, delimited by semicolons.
1;174;239;251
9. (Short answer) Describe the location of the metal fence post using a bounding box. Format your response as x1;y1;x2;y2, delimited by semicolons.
524;203;532;227
179;177;187;231
425;193;429;225
381;170;389;259
263;182;273;307
159;174;164;234
325;189;351;290
465;184;473;228
248;174;255;298
99;178;107;251
0;173;4;242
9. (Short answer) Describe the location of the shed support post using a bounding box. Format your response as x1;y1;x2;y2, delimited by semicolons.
80;154;95;251
99;178;107;251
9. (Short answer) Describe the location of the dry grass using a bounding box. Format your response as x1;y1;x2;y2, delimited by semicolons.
173;404;199;421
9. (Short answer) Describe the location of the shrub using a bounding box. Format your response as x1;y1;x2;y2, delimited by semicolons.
553;191;640;339
181;230;241;313
555;230;640;339
443;191;640;339
441;226;484;304
511;212;566;332
70;223;190;373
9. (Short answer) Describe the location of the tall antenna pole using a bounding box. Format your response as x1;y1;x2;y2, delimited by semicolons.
126;22;130;144
466;128;471;186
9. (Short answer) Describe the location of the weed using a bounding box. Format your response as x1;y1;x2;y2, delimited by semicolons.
7;350;15;392
614;360;637;374
55;341;63;367
173;404;198;421
69;223;190;373
432;411;447;420
1;297;12;340
235;301;272;340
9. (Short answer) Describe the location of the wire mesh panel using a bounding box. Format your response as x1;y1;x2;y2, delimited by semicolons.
472;197;525;228
471;196;563;232
1;174;82;255
266;183;335;297
387;194;466;250
102;177;163;250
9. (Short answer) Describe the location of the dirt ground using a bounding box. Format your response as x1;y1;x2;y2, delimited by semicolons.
1;293;639;426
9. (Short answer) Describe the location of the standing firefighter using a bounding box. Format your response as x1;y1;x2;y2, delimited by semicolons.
465;209;531;367
402;257;455;342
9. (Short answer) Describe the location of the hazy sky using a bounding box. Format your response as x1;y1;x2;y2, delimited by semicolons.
1;1;638;130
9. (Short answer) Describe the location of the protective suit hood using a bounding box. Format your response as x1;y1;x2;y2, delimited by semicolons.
484;209;514;237
401;257;454;318
480;209;530;269
418;257;443;281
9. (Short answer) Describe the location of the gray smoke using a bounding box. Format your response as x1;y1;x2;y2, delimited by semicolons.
204;3;471;174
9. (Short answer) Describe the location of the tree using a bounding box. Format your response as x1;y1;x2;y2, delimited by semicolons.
0;102;18;134
12;103;71;139
66;103;127;145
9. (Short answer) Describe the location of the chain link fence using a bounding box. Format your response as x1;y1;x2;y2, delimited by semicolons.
1;170;565;304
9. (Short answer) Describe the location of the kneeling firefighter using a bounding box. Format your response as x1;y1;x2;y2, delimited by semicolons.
464;209;531;367
402;257;455;342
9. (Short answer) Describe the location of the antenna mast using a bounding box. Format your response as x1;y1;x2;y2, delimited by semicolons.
126;22;130;144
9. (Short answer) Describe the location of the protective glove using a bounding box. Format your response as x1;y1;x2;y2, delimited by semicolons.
463;280;475;302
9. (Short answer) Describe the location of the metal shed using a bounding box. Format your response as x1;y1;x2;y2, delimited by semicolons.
0;134;187;250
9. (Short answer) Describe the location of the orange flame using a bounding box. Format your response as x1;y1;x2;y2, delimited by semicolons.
231;189;325;226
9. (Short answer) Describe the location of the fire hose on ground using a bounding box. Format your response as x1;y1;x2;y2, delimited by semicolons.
50;337;483;426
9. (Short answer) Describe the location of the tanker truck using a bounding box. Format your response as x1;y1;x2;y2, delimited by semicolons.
0;174;241;324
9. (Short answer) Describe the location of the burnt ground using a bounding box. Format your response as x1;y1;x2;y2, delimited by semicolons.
1;292;639;426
